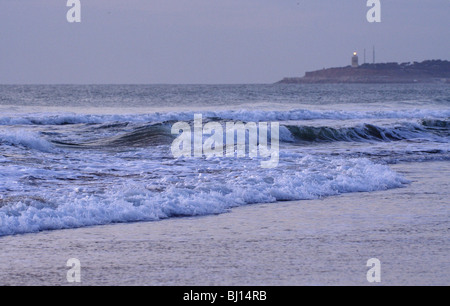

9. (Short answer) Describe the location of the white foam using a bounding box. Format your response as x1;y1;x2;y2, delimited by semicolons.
0;130;56;153
1;108;450;126
0;157;408;236
278;125;295;142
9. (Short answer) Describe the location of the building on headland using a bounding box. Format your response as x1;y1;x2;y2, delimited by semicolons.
276;59;450;84
351;52;359;68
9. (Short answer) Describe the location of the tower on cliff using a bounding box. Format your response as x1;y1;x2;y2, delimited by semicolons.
352;52;359;68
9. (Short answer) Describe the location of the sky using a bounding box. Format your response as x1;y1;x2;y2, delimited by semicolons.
0;0;449;84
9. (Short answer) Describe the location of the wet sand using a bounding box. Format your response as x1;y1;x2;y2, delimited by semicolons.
0;161;449;286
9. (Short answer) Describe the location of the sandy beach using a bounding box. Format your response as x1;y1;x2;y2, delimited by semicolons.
0;160;449;286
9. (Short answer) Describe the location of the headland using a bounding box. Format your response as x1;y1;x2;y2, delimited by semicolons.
277;60;450;84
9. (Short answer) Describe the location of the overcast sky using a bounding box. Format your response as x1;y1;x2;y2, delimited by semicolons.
1;0;449;84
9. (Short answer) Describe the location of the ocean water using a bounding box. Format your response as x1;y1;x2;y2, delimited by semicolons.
0;84;449;237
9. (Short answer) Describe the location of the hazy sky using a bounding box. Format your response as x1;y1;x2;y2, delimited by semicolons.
1;0;449;84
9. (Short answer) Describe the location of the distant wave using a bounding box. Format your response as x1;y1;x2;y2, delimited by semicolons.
1;109;450;126
421;118;450;128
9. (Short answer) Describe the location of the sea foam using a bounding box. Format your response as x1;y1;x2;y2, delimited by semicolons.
0;130;56;153
0;157;408;236
1;108;450;126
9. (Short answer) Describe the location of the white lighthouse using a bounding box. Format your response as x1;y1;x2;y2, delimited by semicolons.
351;52;359;68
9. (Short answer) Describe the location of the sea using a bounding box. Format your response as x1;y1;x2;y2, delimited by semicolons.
0;84;449;237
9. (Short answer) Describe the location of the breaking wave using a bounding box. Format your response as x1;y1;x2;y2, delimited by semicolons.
1;119;448;152
1;109;450;126
0;131;56;153
285;122;449;143
0;157;408;236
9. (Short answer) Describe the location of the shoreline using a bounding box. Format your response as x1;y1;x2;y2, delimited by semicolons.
0;160;449;286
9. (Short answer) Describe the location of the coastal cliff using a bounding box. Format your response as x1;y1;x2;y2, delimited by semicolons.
277;60;450;84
